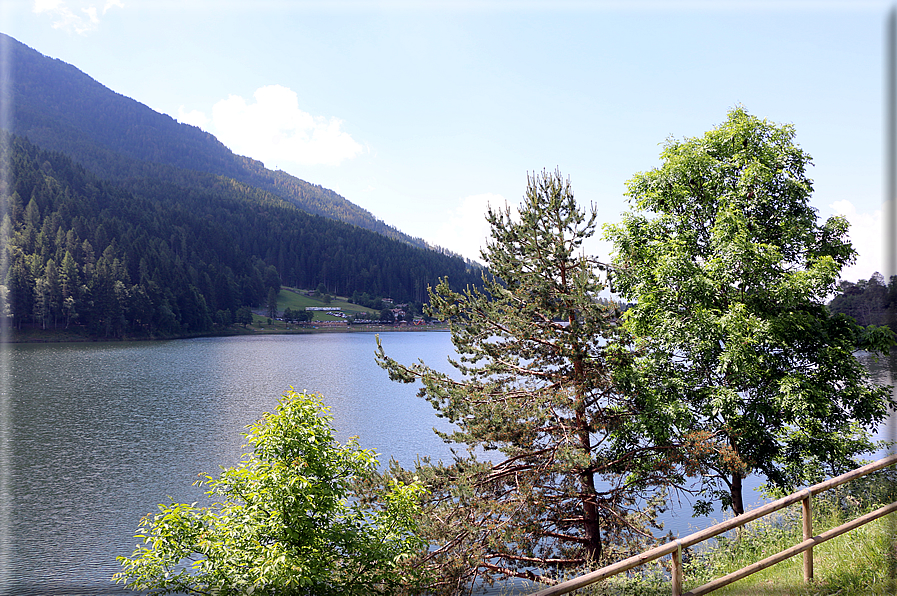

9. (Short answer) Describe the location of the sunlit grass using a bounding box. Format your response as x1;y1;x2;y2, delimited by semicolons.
276;287;364;320
686;506;896;596
532;471;897;596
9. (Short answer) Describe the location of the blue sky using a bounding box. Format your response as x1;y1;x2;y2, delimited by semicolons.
2;1;892;281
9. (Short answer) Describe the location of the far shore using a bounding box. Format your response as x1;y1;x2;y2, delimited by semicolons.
1;322;449;344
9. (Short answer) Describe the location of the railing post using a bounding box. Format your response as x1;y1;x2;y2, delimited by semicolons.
802;488;813;582
531;455;897;596
671;539;682;596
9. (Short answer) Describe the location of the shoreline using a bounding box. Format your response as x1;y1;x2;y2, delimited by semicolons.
0;323;449;344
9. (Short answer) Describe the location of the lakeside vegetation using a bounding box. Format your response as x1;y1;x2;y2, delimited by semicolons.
3;285;443;341
828;272;897;333
115;390;431;596
560;469;897;596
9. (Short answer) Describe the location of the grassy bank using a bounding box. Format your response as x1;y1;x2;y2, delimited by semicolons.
275;287;364;322
534;469;896;596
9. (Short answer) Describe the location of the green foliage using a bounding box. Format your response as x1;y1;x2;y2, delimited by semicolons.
114;390;430;596
282;306;300;324
374;170;682;593
828;272;897;332
235;306;254;327
604;107;896;515
350;290;391;311
0;133;481;337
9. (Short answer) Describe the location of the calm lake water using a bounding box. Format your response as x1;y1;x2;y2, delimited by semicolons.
0;332;893;595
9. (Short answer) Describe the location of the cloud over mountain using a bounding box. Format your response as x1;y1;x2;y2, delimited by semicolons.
195;85;364;168
829;199;883;281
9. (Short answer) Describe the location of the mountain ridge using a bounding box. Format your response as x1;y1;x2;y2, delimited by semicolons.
0;33;483;339
0;32;448;253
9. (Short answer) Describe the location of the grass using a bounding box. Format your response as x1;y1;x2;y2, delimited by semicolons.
248;287;405;330
529;470;897;596
682;503;896;595
245;288;372;330
276;287;372;321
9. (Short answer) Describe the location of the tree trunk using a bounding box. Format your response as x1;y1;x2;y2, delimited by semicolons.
575;400;602;561
564;255;602;561
580;468;602;561
731;472;744;516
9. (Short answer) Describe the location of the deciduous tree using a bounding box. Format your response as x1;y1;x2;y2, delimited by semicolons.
604;107;896;516
115;390;429;596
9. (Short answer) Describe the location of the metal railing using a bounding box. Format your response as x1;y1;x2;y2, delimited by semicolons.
533;453;897;596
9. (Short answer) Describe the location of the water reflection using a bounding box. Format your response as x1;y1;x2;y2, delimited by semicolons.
1;333;464;594
0;335;893;594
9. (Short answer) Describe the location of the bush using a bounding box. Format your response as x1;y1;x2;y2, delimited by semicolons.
114;389;430;595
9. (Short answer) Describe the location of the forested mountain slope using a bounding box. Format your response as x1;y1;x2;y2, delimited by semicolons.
827;272;897;331
1;133;480;337
0;33;433;250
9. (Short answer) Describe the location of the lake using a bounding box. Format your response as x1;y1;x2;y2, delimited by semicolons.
0;332;893;595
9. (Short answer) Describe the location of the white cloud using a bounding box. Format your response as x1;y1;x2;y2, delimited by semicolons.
103;0;123;13
32;0;121;34
429;193;511;263
828;199;883;282
177;106;209;129
33;0;63;11
209;85;363;167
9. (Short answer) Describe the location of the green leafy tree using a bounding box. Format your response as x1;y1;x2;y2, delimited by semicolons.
114;389;430;596
604;107;896;516
374;170;680;592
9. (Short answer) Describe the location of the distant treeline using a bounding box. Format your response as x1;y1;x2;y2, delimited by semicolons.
1;134;481;338
827;272;897;331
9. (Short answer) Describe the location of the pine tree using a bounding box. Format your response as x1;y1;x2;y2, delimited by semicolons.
266;287;278;319
374;170;680;592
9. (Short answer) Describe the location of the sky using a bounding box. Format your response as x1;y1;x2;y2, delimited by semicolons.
1;0;893;282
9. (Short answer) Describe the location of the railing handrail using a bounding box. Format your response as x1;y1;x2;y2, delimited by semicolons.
532;452;897;596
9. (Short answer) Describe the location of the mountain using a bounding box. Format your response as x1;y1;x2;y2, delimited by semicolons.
0;34;482;338
0;32;442;252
